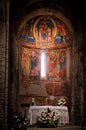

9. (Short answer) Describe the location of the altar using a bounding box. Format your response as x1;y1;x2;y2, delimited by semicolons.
27;106;69;125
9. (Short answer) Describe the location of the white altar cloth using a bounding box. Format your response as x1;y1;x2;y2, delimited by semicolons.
27;106;69;125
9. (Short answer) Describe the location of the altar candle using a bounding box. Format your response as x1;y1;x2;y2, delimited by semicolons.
46;97;48;102
32;98;35;103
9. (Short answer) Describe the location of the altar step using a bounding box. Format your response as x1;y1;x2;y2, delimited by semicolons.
27;126;86;130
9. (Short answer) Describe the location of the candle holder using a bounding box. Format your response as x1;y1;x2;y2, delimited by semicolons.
45;97;48;105
21;103;30;116
32;98;35;106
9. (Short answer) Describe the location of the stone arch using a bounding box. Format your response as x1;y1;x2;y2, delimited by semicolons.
13;8;75;125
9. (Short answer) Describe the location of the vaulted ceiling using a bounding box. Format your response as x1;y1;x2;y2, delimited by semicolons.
10;0;85;22
10;0;86;33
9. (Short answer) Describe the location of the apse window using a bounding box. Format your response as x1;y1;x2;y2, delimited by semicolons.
41;51;46;78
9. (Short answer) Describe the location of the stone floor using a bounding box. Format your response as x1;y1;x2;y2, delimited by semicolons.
27;125;86;130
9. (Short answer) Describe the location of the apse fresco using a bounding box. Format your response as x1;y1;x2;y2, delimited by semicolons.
45;81;70;96
20;46;69;96
20;15;71;49
48;50;66;81
58;50;66;80
21;47;40;82
48;50;57;78
19;15;71;97
21;47;67;81
20;80;70;96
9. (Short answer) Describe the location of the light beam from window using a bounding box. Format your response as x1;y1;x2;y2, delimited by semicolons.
41;51;46;78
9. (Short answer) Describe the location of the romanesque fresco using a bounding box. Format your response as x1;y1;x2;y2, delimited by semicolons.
19;15;71;97
21;47;67;82
21;47;40;88
47;50;66;81
20;46;69;96
48;50;57;78
20;15;71;48
58;50;66;80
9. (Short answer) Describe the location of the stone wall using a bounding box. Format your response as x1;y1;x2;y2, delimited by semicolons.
0;0;9;130
0;0;86;130
71;28;86;125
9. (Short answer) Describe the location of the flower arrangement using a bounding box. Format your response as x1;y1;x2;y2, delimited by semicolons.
12;111;28;130
57;97;66;106
36;108;60;128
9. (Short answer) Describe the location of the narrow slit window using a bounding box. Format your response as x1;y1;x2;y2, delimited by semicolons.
41;51;46;78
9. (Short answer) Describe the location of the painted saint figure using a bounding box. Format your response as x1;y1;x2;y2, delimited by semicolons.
58;51;66;80
38;20;52;43
30;50;39;79
48;51;57;78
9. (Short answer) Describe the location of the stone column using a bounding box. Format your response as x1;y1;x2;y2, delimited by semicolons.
0;0;9;130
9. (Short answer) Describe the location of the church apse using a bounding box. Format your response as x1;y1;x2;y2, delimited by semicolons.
18;15;72;108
